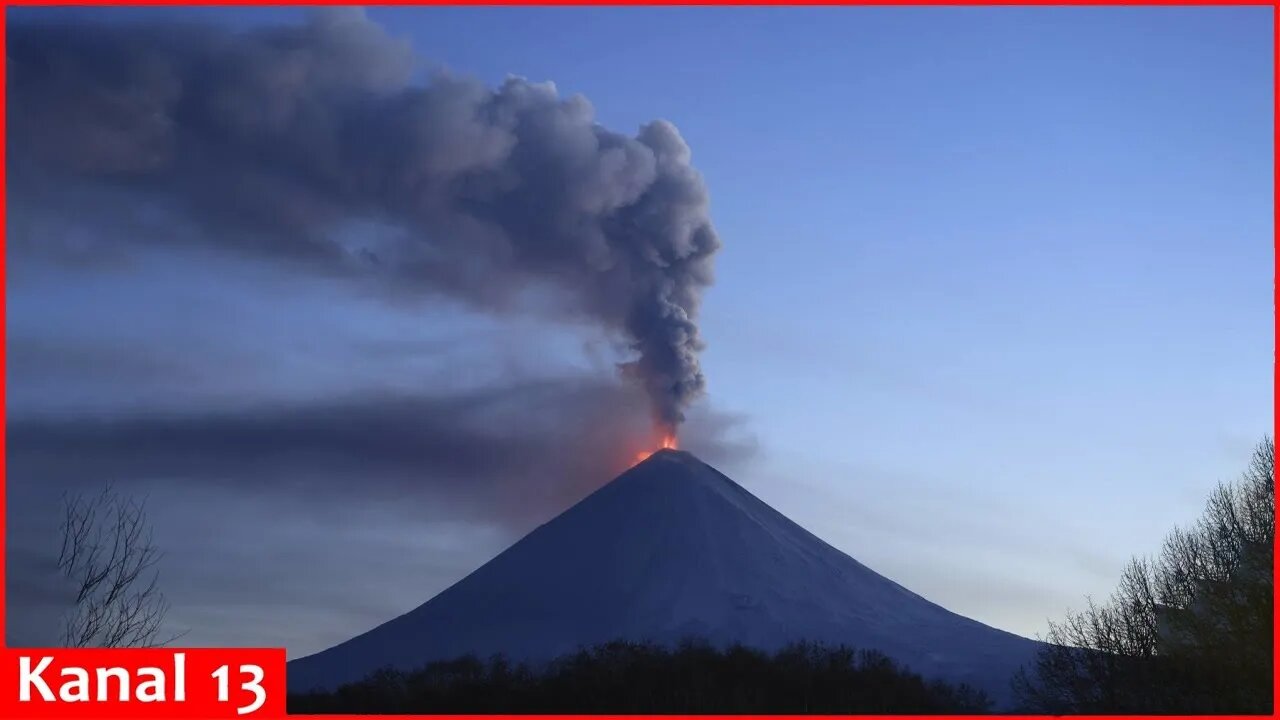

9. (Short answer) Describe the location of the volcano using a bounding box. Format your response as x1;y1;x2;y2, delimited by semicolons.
288;449;1041;704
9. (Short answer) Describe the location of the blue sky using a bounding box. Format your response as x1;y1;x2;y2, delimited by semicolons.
6;6;1273;651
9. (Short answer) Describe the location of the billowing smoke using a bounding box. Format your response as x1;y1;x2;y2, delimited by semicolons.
7;8;720;432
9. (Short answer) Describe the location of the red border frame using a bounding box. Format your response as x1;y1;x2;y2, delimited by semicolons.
0;1;1274;5
0;2;1274;719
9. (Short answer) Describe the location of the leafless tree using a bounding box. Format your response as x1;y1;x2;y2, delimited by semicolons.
1013;436;1273;713
57;486;183;648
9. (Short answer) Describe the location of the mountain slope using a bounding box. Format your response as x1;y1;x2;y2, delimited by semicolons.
288;450;1040;703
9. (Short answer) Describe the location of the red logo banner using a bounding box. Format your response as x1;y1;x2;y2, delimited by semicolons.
0;648;286;719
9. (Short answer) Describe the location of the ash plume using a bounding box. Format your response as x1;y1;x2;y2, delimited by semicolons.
7;8;720;430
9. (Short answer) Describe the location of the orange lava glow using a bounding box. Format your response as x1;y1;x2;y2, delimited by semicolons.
633;433;678;465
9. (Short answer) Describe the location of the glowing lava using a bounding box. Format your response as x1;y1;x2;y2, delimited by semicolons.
633;433;678;465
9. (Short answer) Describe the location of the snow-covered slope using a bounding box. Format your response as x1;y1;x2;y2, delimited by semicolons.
289;450;1040;704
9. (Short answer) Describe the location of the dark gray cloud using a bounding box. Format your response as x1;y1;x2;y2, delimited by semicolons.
8;377;757;525
8;8;720;431
5;7;746;653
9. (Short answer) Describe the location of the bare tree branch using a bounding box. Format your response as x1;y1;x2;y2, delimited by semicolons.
57;486;185;648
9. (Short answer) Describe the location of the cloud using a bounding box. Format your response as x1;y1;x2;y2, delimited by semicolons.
5;7;750;654
8;377;757;526
8;8;721;429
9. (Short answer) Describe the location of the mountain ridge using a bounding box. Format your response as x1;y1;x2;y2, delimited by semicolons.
289;449;1040;705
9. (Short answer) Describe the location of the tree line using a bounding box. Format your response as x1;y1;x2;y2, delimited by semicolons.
287;640;994;714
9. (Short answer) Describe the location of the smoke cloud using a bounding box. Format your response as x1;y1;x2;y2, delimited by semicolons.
7;8;720;431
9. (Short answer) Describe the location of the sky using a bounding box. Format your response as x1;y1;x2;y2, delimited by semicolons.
5;6;1273;656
